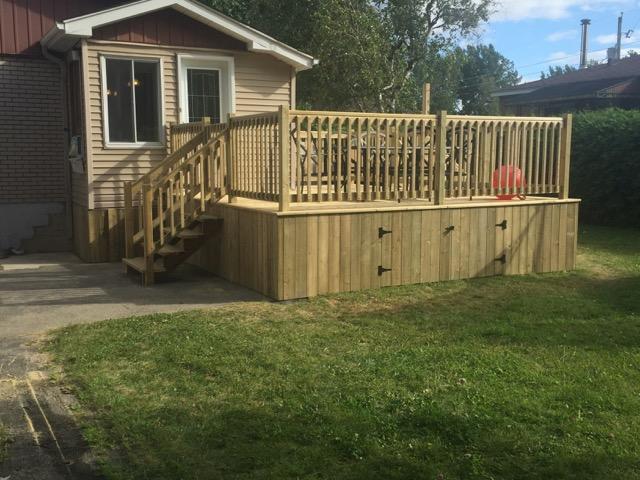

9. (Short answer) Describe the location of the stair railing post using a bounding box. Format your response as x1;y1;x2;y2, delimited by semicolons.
226;113;237;203
558;113;572;199
142;182;155;286
278;104;290;212
124;181;134;259
434;110;447;205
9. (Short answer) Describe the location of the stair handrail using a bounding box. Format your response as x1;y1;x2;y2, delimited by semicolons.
124;124;228;263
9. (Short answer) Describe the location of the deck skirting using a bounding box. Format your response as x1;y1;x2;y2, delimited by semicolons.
191;199;579;301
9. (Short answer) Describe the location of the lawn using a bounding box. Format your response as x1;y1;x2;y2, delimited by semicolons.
0;424;7;463
47;225;640;480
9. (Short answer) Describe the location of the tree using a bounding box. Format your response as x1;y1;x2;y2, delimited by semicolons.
198;0;497;112
457;44;520;114
540;65;577;79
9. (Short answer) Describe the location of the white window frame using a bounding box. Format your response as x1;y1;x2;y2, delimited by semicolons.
177;53;235;124
100;54;165;149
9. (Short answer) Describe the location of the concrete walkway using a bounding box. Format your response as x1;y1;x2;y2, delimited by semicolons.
0;253;265;479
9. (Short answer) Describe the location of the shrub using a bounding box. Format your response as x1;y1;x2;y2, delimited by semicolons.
570;108;640;227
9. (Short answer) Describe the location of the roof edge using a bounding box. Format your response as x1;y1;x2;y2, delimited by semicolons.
41;0;316;71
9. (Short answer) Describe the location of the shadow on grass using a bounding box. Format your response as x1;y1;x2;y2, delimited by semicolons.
100;400;640;480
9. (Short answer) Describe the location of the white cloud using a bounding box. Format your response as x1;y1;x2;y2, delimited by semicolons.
546;29;578;42
492;0;637;22
595;32;639;45
545;46;637;66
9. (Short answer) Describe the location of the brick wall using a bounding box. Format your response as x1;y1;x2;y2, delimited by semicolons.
0;56;67;204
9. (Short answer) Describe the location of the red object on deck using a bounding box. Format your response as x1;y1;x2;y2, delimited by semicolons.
492;166;525;200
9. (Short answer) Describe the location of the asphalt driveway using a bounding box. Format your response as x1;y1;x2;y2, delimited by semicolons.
0;253;264;479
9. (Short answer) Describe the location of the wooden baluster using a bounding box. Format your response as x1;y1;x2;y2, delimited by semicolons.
336;117;343;201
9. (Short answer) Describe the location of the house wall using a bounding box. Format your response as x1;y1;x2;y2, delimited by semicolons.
0;0;126;56
0;55;70;251
194;199;580;301
83;40;294;210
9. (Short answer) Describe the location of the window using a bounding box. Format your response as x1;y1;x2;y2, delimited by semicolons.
103;57;161;145
178;54;234;124
187;69;221;123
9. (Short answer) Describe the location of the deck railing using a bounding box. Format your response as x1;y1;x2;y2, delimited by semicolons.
227;111;281;202
124;108;572;271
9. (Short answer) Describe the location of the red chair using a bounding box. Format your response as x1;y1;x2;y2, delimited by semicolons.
492;165;526;200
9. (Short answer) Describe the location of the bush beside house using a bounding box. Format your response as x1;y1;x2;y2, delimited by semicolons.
571;108;640;228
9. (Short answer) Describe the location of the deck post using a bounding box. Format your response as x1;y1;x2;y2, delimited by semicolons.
124;181;134;259
422;83;431;114
558;113;572;199
434;110;447;205
226;113;237;203
142;183;155;286
278;104;290;212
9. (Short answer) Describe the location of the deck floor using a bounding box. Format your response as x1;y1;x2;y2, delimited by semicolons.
224;195;578;216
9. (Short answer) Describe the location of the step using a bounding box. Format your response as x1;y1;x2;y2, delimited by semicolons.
123;257;166;273
177;228;204;239
196;214;223;223
157;243;185;256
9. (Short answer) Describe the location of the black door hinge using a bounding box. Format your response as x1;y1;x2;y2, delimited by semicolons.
496;219;508;230
445;225;455;233
495;254;507;264
378;227;392;238
378;265;392;276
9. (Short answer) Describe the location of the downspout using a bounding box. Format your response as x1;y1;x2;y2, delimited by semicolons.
41;42;73;242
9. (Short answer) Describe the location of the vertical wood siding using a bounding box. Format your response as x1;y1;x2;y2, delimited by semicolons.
92;9;247;51
85;41;292;209
192;201;580;301
0;0;124;55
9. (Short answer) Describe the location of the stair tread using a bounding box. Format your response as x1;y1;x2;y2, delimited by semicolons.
197;214;223;222
177;228;204;239
123;257;166;273
157;243;185;256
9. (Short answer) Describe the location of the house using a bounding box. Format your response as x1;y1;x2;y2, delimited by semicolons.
1;0;580;301
0;0;314;256
494;55;640;115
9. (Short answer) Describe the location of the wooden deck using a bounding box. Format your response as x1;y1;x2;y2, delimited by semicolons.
190;196;579;300
123;108;579;297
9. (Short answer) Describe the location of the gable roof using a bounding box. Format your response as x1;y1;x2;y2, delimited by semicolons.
494;55;640;99
41;0;316;71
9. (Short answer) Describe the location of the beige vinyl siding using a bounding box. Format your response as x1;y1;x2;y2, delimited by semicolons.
84;40;293;209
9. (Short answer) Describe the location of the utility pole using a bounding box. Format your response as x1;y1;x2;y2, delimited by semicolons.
616;12;623;60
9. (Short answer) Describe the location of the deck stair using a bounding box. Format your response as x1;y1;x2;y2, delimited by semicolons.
122;122;228;285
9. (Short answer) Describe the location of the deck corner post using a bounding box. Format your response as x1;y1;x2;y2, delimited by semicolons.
422;83;431;114
434;110;447;205
142;182;155;285
226;113;237;203
559;113;573;199
124;181;134;259
278;104;291;212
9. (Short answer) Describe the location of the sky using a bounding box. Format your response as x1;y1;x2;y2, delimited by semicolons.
475;0;640;82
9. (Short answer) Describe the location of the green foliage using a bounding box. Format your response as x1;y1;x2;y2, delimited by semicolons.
199;0;500;112
540;64;578;79
571;109;640;227
48;227;640;479
456;44;520;114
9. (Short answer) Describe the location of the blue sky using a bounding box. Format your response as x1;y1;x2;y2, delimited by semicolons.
474;0;640;82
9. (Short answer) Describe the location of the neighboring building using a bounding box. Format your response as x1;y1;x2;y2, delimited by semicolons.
0;0;314;256
493;55;640;116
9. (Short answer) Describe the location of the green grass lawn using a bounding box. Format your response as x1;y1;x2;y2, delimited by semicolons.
0;424;7;463
47;225;640;480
